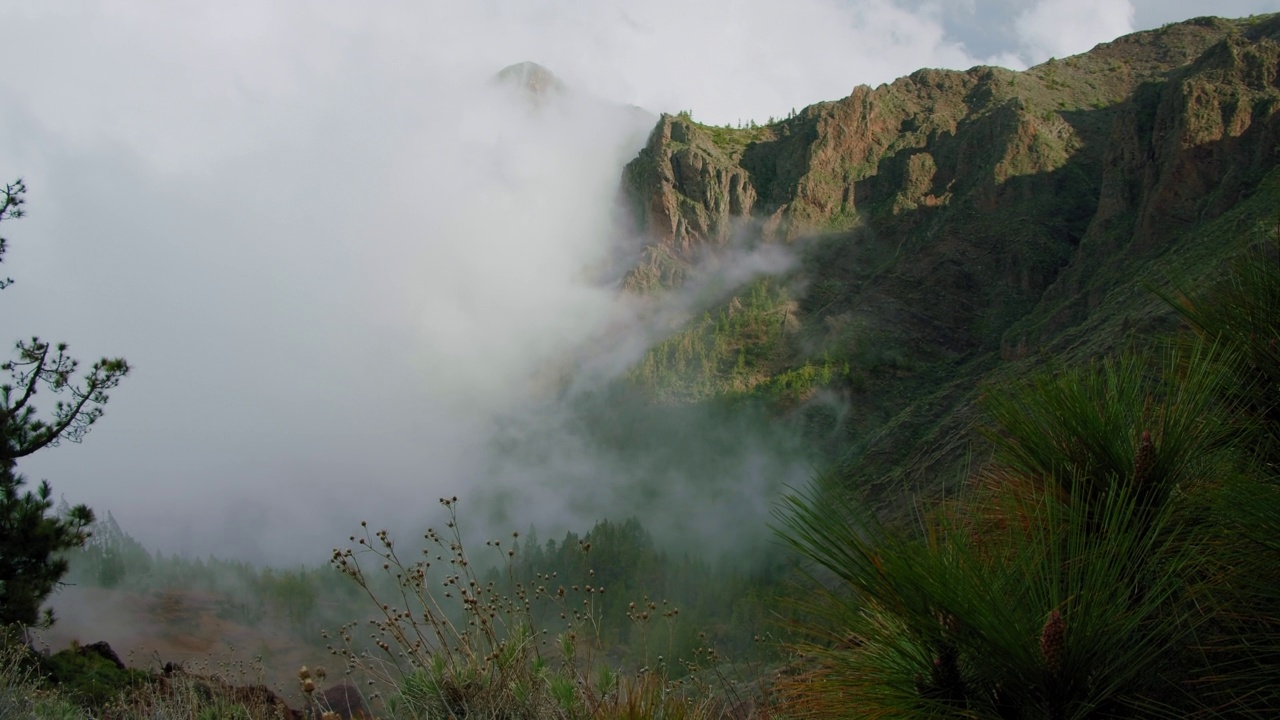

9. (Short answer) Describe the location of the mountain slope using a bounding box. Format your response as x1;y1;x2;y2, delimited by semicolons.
614;14;1280;500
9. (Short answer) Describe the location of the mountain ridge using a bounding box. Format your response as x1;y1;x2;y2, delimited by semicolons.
612;13;1280;499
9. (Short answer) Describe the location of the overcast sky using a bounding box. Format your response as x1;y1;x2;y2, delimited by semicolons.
0;1;1272;565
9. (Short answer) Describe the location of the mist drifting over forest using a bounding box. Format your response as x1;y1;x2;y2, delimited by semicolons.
2;0;1275;564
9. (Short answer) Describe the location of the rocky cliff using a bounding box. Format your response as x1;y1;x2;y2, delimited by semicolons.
615;14;1280;497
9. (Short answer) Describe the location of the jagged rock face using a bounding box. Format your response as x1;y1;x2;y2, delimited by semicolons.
1138;25;1280;245
621;17;1263;254
618;14;1280;353
1030;16;1280;340
613;14;1280;492
620;116;758;289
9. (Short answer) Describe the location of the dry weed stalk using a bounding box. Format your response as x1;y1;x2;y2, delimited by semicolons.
327;498;770;719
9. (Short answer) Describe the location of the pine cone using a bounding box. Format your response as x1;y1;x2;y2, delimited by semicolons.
1133;430;1153;486
1041;609;1065;674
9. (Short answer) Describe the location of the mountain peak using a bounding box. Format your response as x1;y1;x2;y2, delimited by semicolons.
493;61;566;100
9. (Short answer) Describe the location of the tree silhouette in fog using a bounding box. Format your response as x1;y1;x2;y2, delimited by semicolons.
0;179;130;628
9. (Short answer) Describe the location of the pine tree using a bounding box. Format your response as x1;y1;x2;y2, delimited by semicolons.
0;462;93;626
0;179;130;627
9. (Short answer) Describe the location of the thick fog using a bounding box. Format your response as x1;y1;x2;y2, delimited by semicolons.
0;1;1267;564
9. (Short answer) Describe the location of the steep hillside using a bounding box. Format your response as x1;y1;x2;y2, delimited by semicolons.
615;14;1280;501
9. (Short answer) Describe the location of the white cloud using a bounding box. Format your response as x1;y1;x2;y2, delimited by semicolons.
1014;0;1136;62
0;1;835;562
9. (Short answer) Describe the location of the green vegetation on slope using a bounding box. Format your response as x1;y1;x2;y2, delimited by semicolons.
616;12;1280;503
776;240;1280;718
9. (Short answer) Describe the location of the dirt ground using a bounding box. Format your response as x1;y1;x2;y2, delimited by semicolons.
31;585;333;704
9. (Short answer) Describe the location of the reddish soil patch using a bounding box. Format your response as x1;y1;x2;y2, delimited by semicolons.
31;585;332;705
